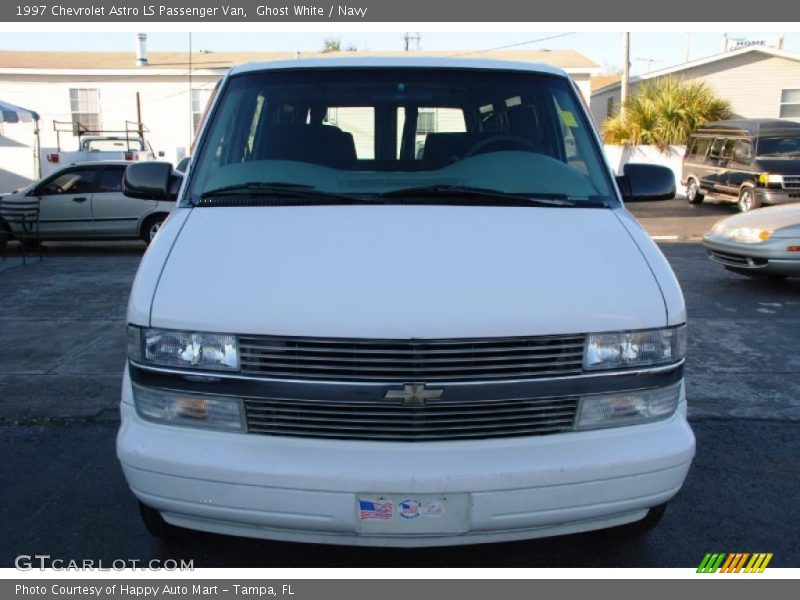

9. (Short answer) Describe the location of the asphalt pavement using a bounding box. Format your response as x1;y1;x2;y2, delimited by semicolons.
1;199;799;567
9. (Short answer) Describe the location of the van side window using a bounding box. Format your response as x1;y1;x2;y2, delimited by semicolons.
733;140;752;163
689;138;710;158
721;139;736;159
709;138;728;159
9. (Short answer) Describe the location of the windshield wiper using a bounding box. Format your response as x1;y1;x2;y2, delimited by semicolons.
198;182;383;205
379;185;588;207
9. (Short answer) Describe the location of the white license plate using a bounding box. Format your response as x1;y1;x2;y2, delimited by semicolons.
356;493;470;535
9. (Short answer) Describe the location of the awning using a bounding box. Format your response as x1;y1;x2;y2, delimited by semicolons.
0;99;39;123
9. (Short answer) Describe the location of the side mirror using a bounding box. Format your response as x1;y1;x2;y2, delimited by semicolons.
616;163;676;202
123;162;182;201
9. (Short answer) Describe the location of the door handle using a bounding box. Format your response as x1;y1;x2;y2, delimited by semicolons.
72;197;88;203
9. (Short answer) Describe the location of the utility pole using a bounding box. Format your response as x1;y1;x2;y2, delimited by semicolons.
684;33;691;63
403;32;421;51
135;92;143;139
621;32;630;122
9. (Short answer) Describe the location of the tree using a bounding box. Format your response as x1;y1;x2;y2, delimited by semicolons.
602;77;732;149
321;38;342;53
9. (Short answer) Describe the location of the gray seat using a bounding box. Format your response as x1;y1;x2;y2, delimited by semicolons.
422;132;499;168
253;124;358;170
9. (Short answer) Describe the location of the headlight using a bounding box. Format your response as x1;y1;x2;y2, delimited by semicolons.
710;221;727;236
725;227;772;243
584;325;686;371
576;381;682;429
127;326;239;371
758;173;783;185
133;383;244;431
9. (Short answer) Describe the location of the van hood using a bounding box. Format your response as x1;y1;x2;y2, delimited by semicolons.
754;158;800;175
150;206;667;338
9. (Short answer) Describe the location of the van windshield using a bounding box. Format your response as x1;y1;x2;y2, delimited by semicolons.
187;68;616;206
757;136;800;158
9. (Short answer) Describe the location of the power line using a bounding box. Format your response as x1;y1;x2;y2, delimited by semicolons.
451;33;575;57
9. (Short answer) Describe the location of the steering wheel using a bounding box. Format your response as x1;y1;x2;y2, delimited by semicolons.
463;135;539;158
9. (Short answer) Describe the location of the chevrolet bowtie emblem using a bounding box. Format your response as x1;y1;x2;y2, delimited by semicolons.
384;383;444;406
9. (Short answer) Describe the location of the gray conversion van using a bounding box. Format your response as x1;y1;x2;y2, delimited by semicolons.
682;119;800;212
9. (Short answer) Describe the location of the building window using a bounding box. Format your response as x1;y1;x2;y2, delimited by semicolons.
780;89;800;118
191;88;213;134
417;109;437;135
606;97;617;118
69;88;100;135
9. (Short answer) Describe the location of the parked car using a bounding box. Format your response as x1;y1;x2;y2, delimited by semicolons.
117;57;693;547
703;203;800;278
0;161;173;246
682;119;800;212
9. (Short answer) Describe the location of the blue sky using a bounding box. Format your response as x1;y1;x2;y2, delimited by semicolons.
1;31;798;76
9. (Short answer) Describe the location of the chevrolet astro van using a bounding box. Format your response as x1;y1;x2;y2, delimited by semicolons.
117;57;695;547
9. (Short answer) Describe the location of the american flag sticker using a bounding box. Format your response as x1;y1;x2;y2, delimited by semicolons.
359;500;394;521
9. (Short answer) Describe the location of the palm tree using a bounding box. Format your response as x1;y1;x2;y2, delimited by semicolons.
602;78;732;149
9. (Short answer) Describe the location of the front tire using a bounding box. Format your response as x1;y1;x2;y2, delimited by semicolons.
686;179;704;204
738;186;761;212
141;214;167;245
138;502;189;541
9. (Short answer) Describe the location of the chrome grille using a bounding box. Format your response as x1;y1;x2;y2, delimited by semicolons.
239;335;586;381
784;176;800;189
244;395;578;441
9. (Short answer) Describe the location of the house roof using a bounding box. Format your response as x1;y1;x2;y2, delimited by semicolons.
0;49;599;74
591;46;800;95
591;73;621;91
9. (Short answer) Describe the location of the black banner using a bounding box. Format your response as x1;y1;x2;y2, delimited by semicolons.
2;0;797;22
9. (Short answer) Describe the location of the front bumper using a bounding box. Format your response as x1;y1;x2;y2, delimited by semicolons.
758;188;800;206
117;368;695;547
703;235;800;276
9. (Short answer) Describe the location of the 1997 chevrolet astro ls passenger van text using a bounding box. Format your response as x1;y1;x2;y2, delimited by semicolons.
117;58;695;547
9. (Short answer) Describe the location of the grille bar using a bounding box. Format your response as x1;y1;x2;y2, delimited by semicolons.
243;394;578;441
784;176;800;189
709;250;749;266
245;423;574;442
239;334;586;382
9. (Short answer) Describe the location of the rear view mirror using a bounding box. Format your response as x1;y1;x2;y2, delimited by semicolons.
616;163;676;202
123;162;183;201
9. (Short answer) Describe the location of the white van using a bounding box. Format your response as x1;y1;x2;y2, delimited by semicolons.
117;58;694;547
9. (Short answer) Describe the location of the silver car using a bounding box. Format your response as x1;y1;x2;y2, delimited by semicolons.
0;161;173;246
703;203;800;278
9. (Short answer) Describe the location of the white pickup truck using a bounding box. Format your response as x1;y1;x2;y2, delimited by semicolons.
42;135;157;177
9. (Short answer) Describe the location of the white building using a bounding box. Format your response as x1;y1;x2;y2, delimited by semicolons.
590;46;800;126
0;42;599;192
